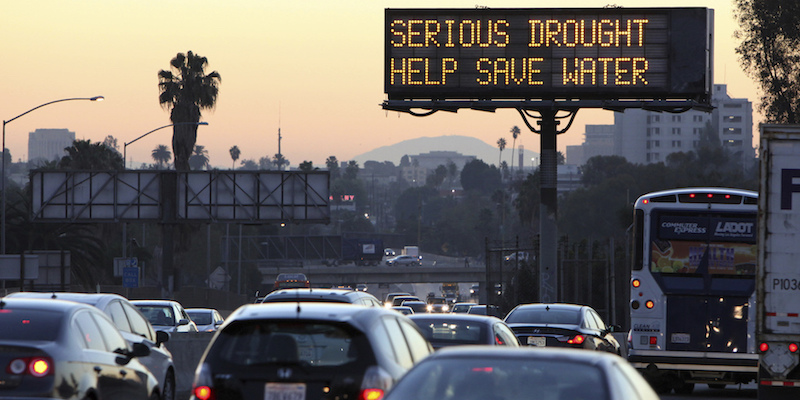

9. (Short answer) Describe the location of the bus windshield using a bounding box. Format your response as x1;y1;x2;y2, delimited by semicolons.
650;211;756;277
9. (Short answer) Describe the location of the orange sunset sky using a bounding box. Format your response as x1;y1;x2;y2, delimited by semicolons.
1;0;760;168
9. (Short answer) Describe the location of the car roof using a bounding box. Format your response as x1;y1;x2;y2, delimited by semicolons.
228;302;398;329
4;291;127;308
131;300;180;306
0;296;97;313
262;288;376;302
510;303;586;312
427;345;617;365
409;313;501;323
186;308;217;313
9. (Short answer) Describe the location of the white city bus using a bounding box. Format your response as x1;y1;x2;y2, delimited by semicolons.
626;188;758;394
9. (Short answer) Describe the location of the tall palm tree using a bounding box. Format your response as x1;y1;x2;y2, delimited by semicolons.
229;145;240;170
158;51;221;171
509;126;521;178
272;153;289;170
496;137;507;168
151;144;171;169
188;145;210;170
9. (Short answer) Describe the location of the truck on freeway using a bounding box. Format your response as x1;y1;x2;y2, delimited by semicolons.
756;124;800;399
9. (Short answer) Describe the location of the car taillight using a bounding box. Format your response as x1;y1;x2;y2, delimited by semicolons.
360;388;384;400
360;365;393;400
192;363;215;400
6;357;52;377
567;335;585;345
790;343;799;353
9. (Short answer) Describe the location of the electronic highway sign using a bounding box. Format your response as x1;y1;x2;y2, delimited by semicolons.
385;8;713;104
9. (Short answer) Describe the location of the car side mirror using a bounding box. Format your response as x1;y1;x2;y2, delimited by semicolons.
156;330;170;346
215;320;224;326
130;342;151;358
178;318;190;326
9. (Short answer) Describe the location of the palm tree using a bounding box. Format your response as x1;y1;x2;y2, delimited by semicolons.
59;139;124;170
229;145;241;170
326;156;340;179
151;144;171;169
188;145;210;170
158;51;221;171
497;137;507;168
272;153;289;170
509;125;521;179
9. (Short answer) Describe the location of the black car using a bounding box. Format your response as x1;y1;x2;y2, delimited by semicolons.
0;297;160;400
383;346;658;400
504;303;621;354
6;292;176;400
409;314;520;349
190;302;432;400
260;288;383;307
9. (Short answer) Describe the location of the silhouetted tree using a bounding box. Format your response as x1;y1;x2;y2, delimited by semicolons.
59;139;124;170
151;144;171;169
158;51;221;170
229;145;240;170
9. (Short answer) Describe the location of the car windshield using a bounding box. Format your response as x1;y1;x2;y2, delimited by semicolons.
188;312;213;325
207;320;373;368
505;309;580;325
137;305;176;326
452;304;475;313
413;319;486;346
0;308;63;341
385;357;608;400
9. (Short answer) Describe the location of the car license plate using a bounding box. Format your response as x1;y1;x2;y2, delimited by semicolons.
527;336;546;346
265;383;305;400
671;333;691;344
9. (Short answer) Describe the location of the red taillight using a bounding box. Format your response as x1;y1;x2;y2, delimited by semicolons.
567;335;585;345
6;357;52;377
645;300;655;309
632;279;641;288
790;343;799;353
360;388;384;400
193;386;214;400
759;342;769;352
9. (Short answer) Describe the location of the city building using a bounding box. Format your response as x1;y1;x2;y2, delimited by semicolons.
567;84;754;166
28;128;75;165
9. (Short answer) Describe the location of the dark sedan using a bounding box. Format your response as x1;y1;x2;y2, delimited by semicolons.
504;303;621;354
383;346;659;400
409;314;520;349
0;297;159;400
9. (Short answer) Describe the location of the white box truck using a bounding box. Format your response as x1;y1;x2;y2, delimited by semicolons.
757;124;800;399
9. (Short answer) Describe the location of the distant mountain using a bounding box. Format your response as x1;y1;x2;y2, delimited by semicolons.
352;135;539;167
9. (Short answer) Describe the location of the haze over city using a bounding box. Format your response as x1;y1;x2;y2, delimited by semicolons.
1;0;759;168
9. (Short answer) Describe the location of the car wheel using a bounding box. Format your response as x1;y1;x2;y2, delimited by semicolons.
162;369;175;400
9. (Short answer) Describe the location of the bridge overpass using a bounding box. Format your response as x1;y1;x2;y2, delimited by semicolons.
257;263;520;287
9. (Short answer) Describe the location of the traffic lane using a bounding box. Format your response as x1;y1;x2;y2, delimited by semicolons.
660;383;756;399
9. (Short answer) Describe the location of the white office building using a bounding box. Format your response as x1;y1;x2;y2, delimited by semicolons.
568;84;754;166
28;128;75;165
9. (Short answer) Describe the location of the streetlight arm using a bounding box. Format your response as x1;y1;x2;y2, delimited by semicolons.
124;121;209;148
3;96;104;125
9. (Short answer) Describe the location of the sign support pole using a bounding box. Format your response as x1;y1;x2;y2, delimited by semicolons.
517;107;579;303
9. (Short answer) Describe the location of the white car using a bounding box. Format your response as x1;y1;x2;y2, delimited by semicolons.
5;292;177;400
386;255;420;266
132;299;198;333
186;308;225;332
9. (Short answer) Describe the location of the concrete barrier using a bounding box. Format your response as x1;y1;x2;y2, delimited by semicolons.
164;332;216;398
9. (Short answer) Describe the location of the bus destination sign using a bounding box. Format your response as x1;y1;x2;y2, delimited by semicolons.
385;8;713;103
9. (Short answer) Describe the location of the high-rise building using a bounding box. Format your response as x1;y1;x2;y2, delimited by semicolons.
568;84;754;166
28;128;75;165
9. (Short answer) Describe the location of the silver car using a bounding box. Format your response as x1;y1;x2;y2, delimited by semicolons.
186;308;224;332
133;299;199;333
5;292;177;400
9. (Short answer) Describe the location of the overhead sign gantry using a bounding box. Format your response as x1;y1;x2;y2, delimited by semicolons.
383;7;714;302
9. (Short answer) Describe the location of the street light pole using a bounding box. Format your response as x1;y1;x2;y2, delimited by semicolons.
2;96;104;254
123;121;208;168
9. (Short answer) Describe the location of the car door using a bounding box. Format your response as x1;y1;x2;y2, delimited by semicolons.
587;309;619;353
116;300;172;397
91;311;151;400
73;310;141;400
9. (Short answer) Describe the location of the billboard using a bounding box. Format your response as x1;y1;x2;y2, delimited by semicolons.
385;8;713;103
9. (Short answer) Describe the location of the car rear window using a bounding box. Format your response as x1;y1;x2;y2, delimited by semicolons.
136;305;175;325
188;312;213;325
413;319;486;345
504;309;580;325
0;308;63;341
385;357;608;400
207;320;374;368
